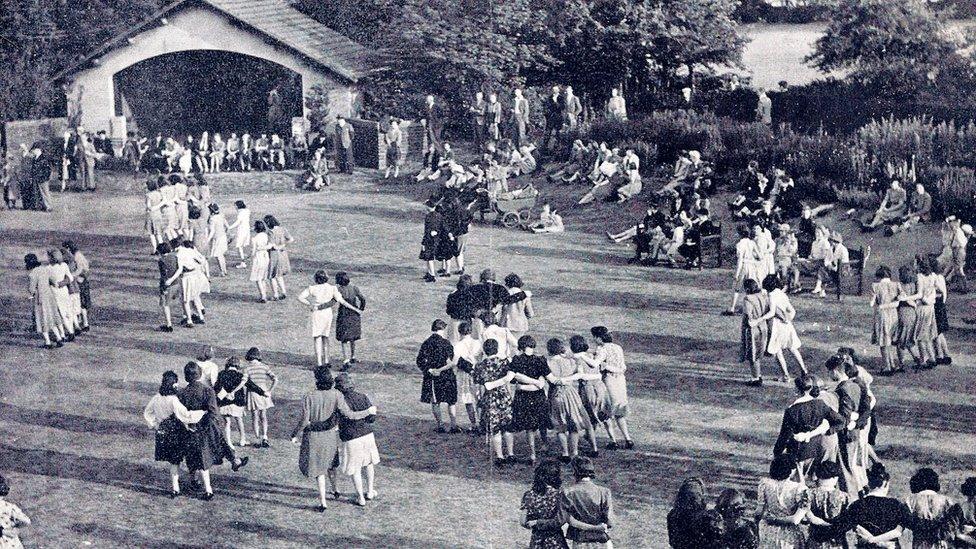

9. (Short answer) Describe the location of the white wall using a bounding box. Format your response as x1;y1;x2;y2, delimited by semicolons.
65;5;354;135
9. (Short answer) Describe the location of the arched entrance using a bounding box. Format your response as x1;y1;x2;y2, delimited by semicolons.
113;50;303;136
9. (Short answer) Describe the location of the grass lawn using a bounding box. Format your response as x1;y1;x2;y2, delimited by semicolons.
1;166;975;548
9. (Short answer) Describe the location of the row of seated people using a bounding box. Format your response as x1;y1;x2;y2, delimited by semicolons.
133;132;321;175
728;161;804;222
546;140;644;204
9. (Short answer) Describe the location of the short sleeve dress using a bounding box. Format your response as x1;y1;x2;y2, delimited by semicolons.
740;292;770;364
472;356;513;433
505;354;552;433
574;353;613;425
29;265;63;335
766;289;801;355
249;231;271;282
547;355;592;434
267;225;293;278
335;284;365;343
300;283;338;338
871;278;900;347
598;343;629;418
806;486;850;549
757;477;807;547
521;486;570;549
896;282;921;349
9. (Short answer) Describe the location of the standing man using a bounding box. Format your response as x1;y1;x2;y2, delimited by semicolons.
417;319;459;433
543;85;562;154
486;93;502;144
557;457;616;548
605;88;627;122
335;118;355;174
28;143;53;211
75;128;97;192
469;92;487;153
422;95;443;150
563;86;583;131
60;130;76;191
511;89;530;149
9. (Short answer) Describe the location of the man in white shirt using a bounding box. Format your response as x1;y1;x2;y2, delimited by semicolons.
813;231;849;297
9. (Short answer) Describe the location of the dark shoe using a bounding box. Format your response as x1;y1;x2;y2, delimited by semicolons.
423;274;436;283
505;455;518;465
720;310;736;316
231;456;249;472
606;441;619;450
169;490;180;499
191;315;203;324
924;361;937;370
349;358;358;365
333;491;342;500
44;343;55;350
624;440;635;450
943;356;953;365
746;378;763;387
81;325;90;333
434;426;447;433
65;333;75;342
316;504;328;512
55;340;64;348
493;458;508;468
449;426;463;434
587;450;599;458
559;455;571;464
200;492;214;501
260;439;271;448
258;298;268;303
159;325;174;333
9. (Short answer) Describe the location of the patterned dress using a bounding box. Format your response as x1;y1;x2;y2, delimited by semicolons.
806;486;850;549
871;279;900;347
0;498;30;549
473;356;513;433
521;486;570;549
756;477;807;548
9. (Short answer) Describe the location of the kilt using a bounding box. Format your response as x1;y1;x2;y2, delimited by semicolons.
154;416;188;465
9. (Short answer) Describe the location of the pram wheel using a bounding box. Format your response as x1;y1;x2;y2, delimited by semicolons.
501;211;521;228
518;209;532;224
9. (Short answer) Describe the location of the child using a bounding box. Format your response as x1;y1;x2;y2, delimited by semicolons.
0;474;32;548
207;203;230;276
529;203;564;234
244;347;278;448
227;200;251;268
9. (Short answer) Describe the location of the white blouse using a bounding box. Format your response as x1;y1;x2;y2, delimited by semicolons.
143;394;205;429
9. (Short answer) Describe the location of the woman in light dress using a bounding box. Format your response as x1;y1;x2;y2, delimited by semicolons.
502;273;534;342
145;177;167;253
895;265;925;371
588;326;634;450
727;224;763;315
755;223;777;284
167;240;211;326
206;203;230;276
227;200;251;268
871;265;902;375
158;176;179;241
297;270;364;368
264;214;294;301
384;119;403;179
755;454;808;548
759;274;806;382
209;133;225;172
172;174;191;238
143;370;206;497
740;278;770;386
545;338;593;463
47;248;77;340
570;335;614;456
452;320;483;433
26;253;66;349
915;257;939;368
904;468;956;549
249;220;273;303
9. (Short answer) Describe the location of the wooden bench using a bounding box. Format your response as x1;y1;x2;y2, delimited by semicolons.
700;221;723;269
797;246;869;300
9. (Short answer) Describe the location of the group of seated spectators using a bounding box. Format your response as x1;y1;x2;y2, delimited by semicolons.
128;131;322;175
546;140;645;204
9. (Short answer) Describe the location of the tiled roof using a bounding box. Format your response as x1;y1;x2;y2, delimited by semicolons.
52;0;379;84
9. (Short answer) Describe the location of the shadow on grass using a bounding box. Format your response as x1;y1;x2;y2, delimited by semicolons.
69;523;225;549
227;520;462;549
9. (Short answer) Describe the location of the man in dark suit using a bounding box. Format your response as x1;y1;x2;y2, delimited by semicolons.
422;95;443;149
543;85;563;154
335;118;355;174
469;92;487;153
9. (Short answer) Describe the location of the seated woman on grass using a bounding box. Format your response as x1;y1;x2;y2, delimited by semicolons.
529;203;564;234
861;179;907;231
578;148;623;205
547;140;592;183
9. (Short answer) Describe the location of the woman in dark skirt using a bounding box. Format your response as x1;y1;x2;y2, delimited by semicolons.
504;336;552;465
420;203;444;282
930;256;953;365
143;370;205;497
335;271;366;370
177;362;249;500
435;203;458;277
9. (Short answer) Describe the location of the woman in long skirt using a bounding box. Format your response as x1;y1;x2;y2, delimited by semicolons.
335;271;366;369
589;326;635;449
207;203;230;276
503;336;551;465
143;370;206;497
47;248;77;340
740;278;770;385
546;338;592;463
290;366;376;511
177;362;249;500
930;256;953;365
298;270;363;368
871;265;901;375
915;257;939;368
264;215;294;301
760;274;806;382
227;200;251;268
896;265;924;370
570;335;614;455
249;220;273;302
26;253;65;348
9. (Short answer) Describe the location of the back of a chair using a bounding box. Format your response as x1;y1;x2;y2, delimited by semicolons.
701;221;723;268
837;246;866;297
